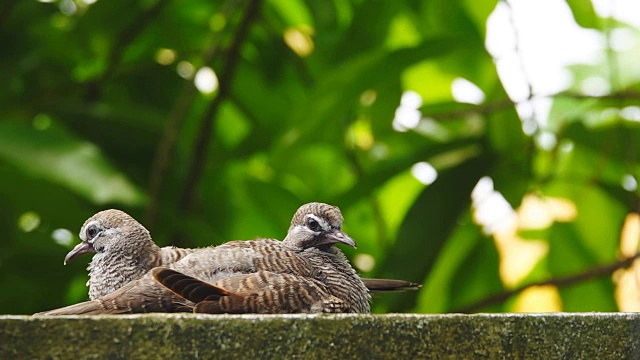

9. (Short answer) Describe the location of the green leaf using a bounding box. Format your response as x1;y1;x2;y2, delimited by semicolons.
376;154;494;311
278;37;461;153
565;0;599;29
449;230;503;312
544;183;624;263
547;222;617;311
375;170;426;242
266;0;314;27
414;211;486;313
0;122;145;205
462;0;500;37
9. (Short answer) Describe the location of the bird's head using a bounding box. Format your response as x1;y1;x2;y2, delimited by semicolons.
283;202;356;251
64;209;154;265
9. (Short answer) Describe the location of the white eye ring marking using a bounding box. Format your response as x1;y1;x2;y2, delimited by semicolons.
82;220;102;242
305;214;330;232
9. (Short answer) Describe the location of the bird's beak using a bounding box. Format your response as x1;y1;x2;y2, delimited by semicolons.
64;241;95;265
320;230;357;249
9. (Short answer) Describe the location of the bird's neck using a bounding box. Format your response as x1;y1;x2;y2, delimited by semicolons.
86;243;161;300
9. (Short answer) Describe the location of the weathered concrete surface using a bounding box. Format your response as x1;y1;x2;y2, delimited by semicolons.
1;313;639;359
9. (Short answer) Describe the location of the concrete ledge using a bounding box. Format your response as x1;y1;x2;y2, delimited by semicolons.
1;313;639;359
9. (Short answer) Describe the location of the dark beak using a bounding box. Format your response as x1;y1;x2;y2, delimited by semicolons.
64;241;95;265
319;230;357;249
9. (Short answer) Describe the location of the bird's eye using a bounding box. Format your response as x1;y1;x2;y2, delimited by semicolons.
86;225;99;240
306;217;321;232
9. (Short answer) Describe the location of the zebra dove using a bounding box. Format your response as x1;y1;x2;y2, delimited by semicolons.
65;209;418;302
64;209;194;300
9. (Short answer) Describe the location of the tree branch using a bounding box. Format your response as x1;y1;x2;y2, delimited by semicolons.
425;90;640;121
454;252;640;313
177;0;261;221
144;0;243;230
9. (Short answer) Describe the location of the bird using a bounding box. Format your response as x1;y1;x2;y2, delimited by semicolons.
37;202;375;315
64;209;195;300
64;208;419;303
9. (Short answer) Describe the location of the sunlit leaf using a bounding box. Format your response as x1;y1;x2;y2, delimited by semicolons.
565;0;599;29
267;0;314;28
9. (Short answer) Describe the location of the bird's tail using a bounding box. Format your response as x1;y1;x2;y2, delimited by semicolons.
361;278;421;292
34;299;130;316
35;276;192;315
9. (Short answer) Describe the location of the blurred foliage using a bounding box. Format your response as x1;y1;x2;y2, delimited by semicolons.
1;0;640;315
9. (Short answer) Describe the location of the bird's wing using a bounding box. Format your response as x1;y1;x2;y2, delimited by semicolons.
152;268;349;314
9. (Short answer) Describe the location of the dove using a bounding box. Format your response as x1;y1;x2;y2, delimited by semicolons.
65;208;419;302
64;209;195;300
38;203;372;314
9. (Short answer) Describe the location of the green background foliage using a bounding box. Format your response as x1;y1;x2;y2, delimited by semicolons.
1;0;639;315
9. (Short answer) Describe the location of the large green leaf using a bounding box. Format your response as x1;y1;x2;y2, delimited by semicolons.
544;182;624;263
414;210;488;313
448;230;503;312
0;122;145;205
565;0;599;29
376;154;494;311
547;222;617;311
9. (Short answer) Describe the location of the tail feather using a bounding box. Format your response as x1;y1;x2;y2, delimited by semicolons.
36;274;191;315
362;278;421;292
152;267;231;303
34;299;129;316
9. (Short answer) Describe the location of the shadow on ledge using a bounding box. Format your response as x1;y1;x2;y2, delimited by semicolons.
1;313;639;359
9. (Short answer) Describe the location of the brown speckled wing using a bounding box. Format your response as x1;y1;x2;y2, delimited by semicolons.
153;267;349;314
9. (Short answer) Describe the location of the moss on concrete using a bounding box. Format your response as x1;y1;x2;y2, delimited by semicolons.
1;313;639;359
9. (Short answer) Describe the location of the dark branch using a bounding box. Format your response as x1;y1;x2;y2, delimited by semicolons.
144;0;243;229
177;0;261;218
144;81;198;229
425;90;640;121
454;252;640;313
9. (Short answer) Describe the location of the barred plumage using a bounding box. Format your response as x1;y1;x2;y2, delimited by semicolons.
38;203;371;315
153;268;349;314
38;203;419;316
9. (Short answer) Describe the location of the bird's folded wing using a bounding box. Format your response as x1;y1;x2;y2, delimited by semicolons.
152;268;350;314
